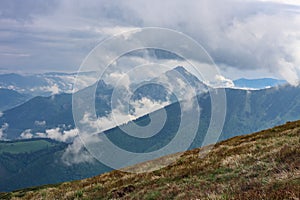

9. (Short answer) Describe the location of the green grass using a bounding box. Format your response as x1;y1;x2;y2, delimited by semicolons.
75;190;83;198
0;139;56;154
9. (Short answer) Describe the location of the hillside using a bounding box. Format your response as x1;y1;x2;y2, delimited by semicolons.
0;139;111;192
2;120;299;200
0;89;31;112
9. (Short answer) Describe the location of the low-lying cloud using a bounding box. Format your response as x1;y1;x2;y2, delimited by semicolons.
20;127;78;143
0;123;8;140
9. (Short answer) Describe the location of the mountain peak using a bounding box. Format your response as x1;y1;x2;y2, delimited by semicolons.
173;66;186;72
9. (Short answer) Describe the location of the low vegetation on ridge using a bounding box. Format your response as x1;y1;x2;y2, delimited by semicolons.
1;120;300;199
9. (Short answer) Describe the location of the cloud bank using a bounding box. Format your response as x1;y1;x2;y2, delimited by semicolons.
0;0;299;84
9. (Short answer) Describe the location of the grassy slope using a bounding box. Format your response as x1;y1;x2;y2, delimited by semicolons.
1;121;300;200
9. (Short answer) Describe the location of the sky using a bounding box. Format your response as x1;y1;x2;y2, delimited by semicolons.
0;0;300;82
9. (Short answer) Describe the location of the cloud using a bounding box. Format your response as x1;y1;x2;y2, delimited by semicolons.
20;129;33;139
259;0;300;6
40;84;60;95
19;127;78;143
277;59;299;85
0;0;59;21
61;136;95;165
64;95;172;165
105;72;131;90
36;128;78;143
0;53;30;57
0;0;300;83
0;112;3;117
0;123;9;139
214;75;235;88
80;97;170;133
34;120;46;126
55;73;98;92
17;126;94;164
122;0;300;82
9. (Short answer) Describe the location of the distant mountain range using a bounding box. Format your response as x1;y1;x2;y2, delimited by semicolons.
0;70;287;96
0;72;97;97
0;70;287;114
233;78;287;89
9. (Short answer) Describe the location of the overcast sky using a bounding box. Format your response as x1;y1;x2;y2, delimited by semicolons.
0;0;300;81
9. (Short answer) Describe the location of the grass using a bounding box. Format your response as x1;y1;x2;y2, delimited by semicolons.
1;120;300;199
0;139;56;154
74;190;83;198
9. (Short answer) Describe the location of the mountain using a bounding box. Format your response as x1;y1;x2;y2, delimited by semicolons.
0;72;97;96
98;85;300;160
0;80;113;139
2;120;299;199
132;66;207;102
1;66;297;142
0;89;31;112
233;78;287;89
1;67;300;191
0;66;206;140
1;82;300;142
0;84;300;191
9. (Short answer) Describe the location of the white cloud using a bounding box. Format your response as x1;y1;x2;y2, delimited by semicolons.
61;136;95;165
0;123;9;140
17;126;94;165
0;112;3;118
130;97;170;117
58;73;98;92
278;59;299;86
214;75;235;88
95;26;139;36
20;129;34;139
36;128;78;143
80;97;170;132
19;126;78;142
34;120;46;126
105;72;131;90
40;84;60;95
